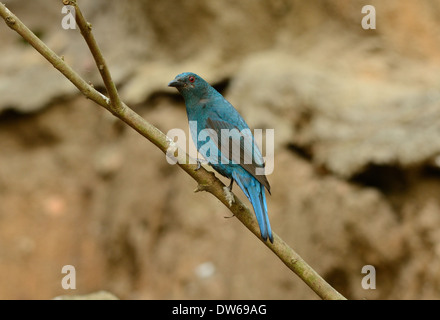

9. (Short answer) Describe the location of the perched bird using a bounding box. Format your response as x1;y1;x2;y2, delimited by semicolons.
168;72;273;243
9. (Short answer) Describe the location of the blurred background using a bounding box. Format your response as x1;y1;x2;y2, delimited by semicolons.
1;0;440;299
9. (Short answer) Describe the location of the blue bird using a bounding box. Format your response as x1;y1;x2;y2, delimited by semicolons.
168;72;273;243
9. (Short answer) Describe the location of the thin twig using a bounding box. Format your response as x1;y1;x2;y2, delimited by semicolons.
67;0;124;114
0;1;346;300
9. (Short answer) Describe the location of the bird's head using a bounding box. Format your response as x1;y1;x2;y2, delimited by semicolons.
168;72;209;100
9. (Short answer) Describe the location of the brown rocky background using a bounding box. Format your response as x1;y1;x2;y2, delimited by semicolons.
1;0;440;300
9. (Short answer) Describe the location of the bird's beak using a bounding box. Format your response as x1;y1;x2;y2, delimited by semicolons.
168;79;184;88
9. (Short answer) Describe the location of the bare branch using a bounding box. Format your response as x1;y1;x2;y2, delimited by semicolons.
66;0;123;114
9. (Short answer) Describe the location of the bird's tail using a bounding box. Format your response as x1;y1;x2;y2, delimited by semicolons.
232;171;273;243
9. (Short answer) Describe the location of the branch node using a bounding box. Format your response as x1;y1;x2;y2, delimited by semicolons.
238;203;246;211
5;16;16;26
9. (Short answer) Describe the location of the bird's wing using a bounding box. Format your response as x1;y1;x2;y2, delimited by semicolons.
206;117;271;193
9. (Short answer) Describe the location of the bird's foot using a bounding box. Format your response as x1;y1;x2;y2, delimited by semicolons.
228;179;234;191
195;159;201;171
194;158;209;171
223;186;235;207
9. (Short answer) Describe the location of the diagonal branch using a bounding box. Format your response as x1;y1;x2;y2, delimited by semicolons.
0;1;347;300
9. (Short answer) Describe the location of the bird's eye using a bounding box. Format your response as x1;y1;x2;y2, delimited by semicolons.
189;76;195;83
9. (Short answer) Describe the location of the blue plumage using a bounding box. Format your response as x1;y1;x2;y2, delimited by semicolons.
169;72;273;243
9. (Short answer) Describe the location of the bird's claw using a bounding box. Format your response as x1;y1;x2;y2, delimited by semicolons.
195;159;201;171
194;158;209;171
